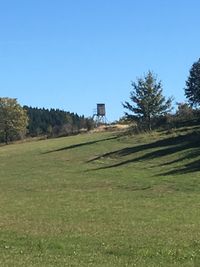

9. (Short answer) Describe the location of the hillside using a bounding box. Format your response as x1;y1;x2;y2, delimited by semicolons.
0;126;200;266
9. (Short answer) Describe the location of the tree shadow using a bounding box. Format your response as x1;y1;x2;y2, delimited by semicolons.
87;134;189;162
162;159;200;175
43;136;118;154
161;149;200;175
88;131;200;174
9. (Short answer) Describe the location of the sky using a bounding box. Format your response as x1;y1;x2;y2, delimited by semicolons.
0;0;200;122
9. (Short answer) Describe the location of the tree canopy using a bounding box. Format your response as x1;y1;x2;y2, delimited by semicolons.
185;58;200;107
0;98;28;144
123;71;172;130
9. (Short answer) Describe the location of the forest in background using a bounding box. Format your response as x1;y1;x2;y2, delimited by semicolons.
24;106;94;138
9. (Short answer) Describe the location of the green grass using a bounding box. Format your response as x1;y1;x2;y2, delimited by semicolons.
0;126;200;266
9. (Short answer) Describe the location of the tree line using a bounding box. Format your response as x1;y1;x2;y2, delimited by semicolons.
0;102;94;144
24;106;94;138
0;58;200;144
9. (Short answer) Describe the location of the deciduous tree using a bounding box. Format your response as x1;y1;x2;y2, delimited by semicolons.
0;98;28;144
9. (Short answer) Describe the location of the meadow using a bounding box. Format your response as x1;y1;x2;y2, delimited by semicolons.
0;126;200;266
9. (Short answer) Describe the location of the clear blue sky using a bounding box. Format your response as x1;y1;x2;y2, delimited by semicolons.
0;0;200;121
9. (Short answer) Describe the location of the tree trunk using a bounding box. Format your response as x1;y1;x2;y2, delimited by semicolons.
5;130;8;144
148;115;151;131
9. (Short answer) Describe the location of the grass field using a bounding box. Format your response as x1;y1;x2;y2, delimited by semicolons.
0;126;200;266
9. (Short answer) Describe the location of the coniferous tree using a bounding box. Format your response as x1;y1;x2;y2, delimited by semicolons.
123;71;172;130
185;58;200;107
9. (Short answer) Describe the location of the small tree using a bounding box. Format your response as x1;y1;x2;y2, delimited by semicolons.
185;58;200;107
0;97;28;144
176;102;193;119
123;71;172;130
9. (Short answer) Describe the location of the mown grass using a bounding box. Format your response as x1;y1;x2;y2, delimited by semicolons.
0;126;200;266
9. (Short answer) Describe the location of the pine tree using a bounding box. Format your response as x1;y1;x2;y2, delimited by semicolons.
185;58;200;107
123;71;172;130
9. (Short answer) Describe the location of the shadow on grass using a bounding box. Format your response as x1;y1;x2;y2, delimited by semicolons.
43;136;118;154
162;159;200;175
88;130;200;174
161;149;200;175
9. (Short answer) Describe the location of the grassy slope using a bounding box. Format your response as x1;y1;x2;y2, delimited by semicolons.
0;126;200;267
